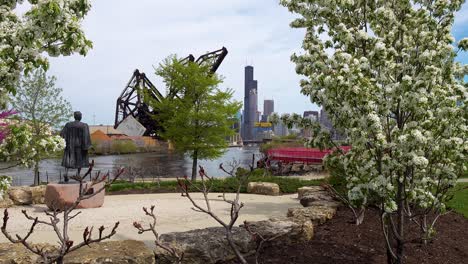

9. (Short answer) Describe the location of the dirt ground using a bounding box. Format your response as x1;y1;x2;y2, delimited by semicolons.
237;207;468;264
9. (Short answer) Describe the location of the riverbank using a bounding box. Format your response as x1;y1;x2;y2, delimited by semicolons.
1;146;262;186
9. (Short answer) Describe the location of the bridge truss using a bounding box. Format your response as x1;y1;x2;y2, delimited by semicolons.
114;47;228;137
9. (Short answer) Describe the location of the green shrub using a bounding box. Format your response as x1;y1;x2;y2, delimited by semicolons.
107;169;323;194
110;140;138;154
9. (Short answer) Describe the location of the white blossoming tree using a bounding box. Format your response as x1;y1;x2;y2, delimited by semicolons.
281;0;467;263
9;69;71;185
0;0;92;178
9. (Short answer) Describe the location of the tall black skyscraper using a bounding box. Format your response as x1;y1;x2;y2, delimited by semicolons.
242;66;258;141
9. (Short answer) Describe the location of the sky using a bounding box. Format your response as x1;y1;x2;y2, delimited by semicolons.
42;0;468;125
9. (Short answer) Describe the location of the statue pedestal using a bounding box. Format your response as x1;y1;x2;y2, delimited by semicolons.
44;182;105;210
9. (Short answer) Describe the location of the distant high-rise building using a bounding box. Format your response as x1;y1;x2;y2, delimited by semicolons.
303;110;319;122
242;66;258;141
261;99;274;122
319;108;346;140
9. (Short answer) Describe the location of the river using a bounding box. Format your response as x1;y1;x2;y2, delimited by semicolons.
1;146;261;186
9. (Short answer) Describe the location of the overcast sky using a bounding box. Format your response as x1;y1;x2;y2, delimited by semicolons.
45;0;468;125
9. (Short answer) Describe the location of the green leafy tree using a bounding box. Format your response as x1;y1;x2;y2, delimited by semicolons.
281;0;467;263
10;69;72;185
153;56;241;180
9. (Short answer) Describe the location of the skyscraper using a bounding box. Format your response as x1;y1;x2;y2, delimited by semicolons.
261;99;274;122
242;66;258;141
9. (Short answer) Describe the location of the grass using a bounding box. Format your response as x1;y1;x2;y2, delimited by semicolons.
107;173;323;194
447;183;468;218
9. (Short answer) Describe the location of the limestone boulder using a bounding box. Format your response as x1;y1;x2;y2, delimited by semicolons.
65;240;154;264
299;190;338;206
8;187;32;205
0;243;54;264
297;186;325;200
247;182;280;196
243;217;314;245
0;196;14;208
156;227;253;264
30;185;46;204
302;164;312;172
280;164;292;174
291;163;303;173
287;206;337;225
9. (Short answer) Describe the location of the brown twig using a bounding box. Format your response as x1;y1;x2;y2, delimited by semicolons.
133;205;184;263
176;165;249;264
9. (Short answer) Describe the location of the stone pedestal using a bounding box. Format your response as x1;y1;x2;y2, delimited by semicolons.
44;182;105;210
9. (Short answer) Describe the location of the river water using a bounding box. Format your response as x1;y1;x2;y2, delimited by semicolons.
1;146;261;186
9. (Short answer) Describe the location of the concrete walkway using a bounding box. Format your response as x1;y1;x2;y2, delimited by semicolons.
0;193;301;248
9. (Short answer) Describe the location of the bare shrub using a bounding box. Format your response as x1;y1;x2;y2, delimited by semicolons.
1;161;124;264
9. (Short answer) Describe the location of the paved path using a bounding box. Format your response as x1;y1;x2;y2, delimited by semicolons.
0;193;301;248
458;178;468;183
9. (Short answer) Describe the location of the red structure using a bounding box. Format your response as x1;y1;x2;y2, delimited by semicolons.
266;146;351;164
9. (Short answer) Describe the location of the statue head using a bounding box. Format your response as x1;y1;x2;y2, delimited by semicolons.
74;111;82;121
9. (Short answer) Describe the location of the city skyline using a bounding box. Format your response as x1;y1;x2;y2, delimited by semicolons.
35;1;467;125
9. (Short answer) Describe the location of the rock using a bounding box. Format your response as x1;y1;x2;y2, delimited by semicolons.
244;217;314;245
0;241;153;264
0;196;14;208
300;198;341;208
0;243;55;264
30;185;46;204
287;206;337;225
291;163;303;173
280;164;292;174
297;186;325;200
247;182;280;196
65;240;154;264
45;182;105;210
302;164;312;172
299;191;337;206
156;227;253;264
8;188;32;205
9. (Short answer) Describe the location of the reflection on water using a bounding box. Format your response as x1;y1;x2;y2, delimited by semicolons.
1;146;261;186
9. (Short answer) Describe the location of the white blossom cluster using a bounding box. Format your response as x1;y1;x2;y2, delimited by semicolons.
281;0;467;213
0;0;93;107
0;123;65;167
0;176;12;200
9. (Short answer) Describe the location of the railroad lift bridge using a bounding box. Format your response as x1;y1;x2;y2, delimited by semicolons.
114;47;228;137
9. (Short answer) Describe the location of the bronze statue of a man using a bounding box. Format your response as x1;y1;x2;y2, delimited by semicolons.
60;111;91;182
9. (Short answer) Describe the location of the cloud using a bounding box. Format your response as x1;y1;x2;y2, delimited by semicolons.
46;0;315;125
45;1;467;126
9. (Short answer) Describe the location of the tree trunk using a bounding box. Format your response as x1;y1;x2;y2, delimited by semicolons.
396;181;404;264
191;150;198;181
33;163;40;186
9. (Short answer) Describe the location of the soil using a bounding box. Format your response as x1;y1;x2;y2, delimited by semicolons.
235;207;468;264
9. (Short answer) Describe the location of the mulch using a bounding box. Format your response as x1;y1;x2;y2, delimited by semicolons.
236;207;468;264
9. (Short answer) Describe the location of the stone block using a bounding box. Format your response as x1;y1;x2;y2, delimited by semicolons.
291;163;303;172
157;227;253;264
0;196;14;208
30;185;46;204
297;186;324;199
247;182;280;196
244;217;314;245
287;206;337;225
45;182;105;210
8;188;32;205
65;240;154;264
